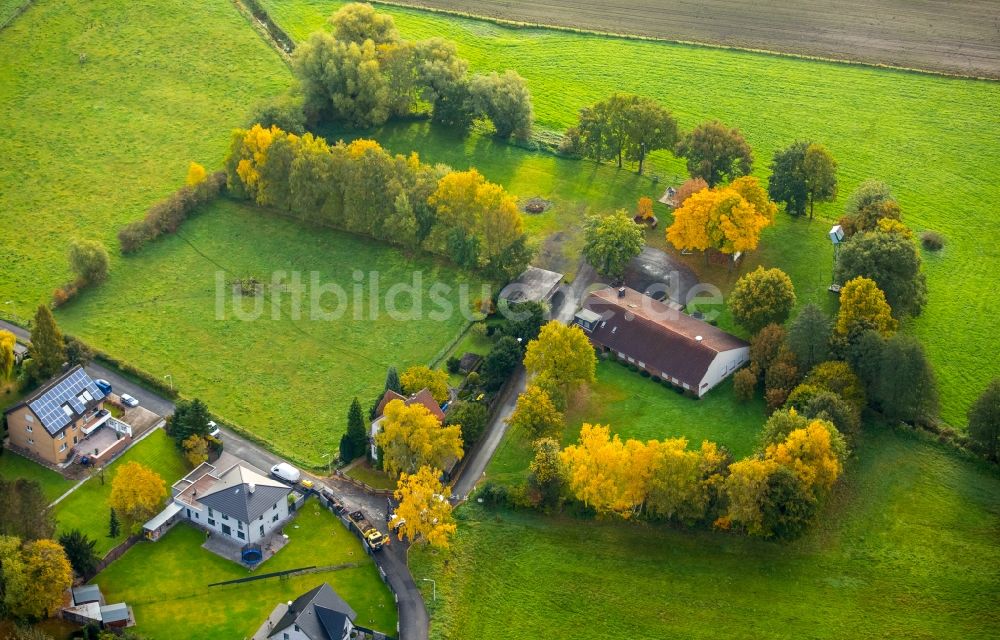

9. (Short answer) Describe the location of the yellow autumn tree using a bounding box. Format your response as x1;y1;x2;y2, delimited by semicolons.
523;321;597;406
109;461;167;532
376;399;463;477
390;466;456;548
234;124;277;198
507;384;564;439
559;423;631;516
0;329;16;381
666;175;776;254
646;439;727;523
722;457;780;535
400;365;450;404
637;196;654;220
186;161;207;187
835;276;897;338
765;420;843;495
182;434;209;468
427;169;523;265
13;538;73;619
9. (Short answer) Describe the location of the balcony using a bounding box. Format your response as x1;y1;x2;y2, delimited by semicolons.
79;409;111;436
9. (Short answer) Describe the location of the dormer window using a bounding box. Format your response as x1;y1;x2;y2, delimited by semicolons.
62;405;73;416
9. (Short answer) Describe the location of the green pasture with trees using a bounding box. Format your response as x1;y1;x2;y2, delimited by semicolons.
259;0;1000;426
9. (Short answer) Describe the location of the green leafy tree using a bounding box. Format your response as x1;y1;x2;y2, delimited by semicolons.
508;384;564;439
803;143;837;218
582;209;644;279
876;335;939;424
330;2;400;44
108;509;120;538
804;361;866;413
786;304;831;371
340;397;369;463
28;305;65;381
785;385;861;440
835;230;927;317
0;479;55;541
528;437;566;508
247;94;307;134
968;379;1000;461
844;329;886;390
676;121;753;186
57;529;99;579
168;399;211;445
729;267;796;334
294;34;390;128
499;301;548;344
469;70;534;140
444;401;489;444
414;38;471;125
844;179;893;221
571;94;677;173
68;239;110;285
759;465;818;540
767;140;809;216
384;366;403;394
482;336;522;391
621;96;678;174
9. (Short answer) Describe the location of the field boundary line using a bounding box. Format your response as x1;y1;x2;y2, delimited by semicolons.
229;0;293;66
366;0;996;82
0;0;34;32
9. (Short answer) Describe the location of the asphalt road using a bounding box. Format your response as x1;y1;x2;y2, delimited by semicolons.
448;259;598;501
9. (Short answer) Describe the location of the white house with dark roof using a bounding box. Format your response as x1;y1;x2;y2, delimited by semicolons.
575;286;750;397
251;583;357;640
144;460;292;544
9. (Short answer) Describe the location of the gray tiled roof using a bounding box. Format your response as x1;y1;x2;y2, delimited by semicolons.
25;365;105;435
196;464;290;523
269;583;356;640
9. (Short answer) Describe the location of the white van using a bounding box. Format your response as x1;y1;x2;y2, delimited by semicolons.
270;462;301;484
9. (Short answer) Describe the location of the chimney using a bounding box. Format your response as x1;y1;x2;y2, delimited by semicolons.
617;287;626;298
248;482;256;494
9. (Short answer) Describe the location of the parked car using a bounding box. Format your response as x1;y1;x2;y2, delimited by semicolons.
207;421;221;438
270;462;301;484
94;378;113;396
119;393;139;408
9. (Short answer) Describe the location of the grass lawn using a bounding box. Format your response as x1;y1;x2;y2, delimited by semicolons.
0;0;288;322
57;199;488;466
261;0;1000;427
95;501;397;639
345;459;397;491
488;359;765;486
52;429;188;556
412;425;1000;639
0;450;75;503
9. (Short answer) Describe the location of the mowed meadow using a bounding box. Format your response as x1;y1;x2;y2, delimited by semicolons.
57;200;487;465
413;426;1000;639
261;0;1000;426
0;0;287;316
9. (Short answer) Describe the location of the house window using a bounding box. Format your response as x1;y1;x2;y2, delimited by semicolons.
186;509;191;518
25;424;32;432
294;626;299;632
73;436;78;444
283;634;289;640
62;405;73;416
637;361;645;368
237;531;245;540
208;508;213;518
627;356;635;363
237;521;243;530
24;414;33;423
259;515;263;521
208;519;215;526
222;514;228;521
682;383;690;390
272;513;279;522
194;512;199;520
59;443;67;452
259;525;264;536
272;503;278;510
57;432;65;440
27;438;34;445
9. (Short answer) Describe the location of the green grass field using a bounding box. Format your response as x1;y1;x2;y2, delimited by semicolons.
52;429;188;556
0;450;75;503
0;0;287;322
489;359;765;486
413;425;1000;639
261;0;1000;427
96;501;397;639
56;199;488;466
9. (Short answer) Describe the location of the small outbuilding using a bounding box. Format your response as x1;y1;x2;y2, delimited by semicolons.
71;584;104;606
498;266;563;305
100;602;133;628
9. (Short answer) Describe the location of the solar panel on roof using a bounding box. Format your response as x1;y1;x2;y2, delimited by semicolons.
28;368;106;435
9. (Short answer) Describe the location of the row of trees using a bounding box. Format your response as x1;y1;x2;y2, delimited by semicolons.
225;125;532;280
289;3;533;138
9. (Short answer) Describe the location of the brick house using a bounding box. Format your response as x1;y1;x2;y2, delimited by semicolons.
3;365;112;465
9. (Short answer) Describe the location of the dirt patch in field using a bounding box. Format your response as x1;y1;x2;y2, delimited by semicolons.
385;0;1000;79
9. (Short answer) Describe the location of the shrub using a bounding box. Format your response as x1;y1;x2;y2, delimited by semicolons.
805;361;866;412
68;239;110;285
477;481;510;507
471;321;489;338
446;356;461;374
118;220;153;254
921;230;944;251
765;387;790;413
117;171;225;255
733;367;757;402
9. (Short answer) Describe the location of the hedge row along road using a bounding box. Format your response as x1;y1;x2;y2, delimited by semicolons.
378;0;1000;79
